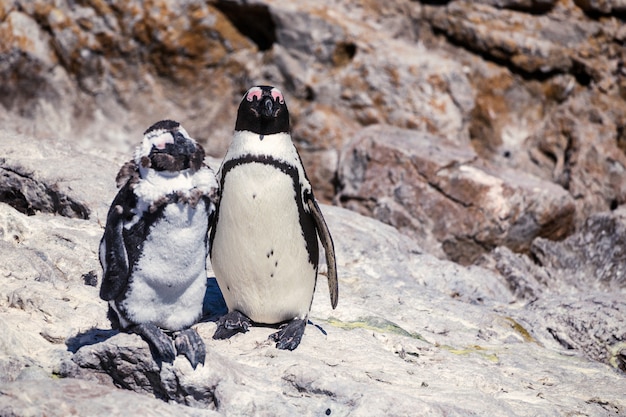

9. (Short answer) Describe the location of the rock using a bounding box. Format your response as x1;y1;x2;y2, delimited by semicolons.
530;207;626;291
0;378;220;417
231;0;472;200
48;204;624;416
574;0;626;13
0;204;106;383
336;125;575;263
530;294;626;372
0;130;120;221
0;151;625;414
479;208;626;371
424;1;600;75
475;0;557;12
0;0;254;156
422;1;626;232
521;91;626;226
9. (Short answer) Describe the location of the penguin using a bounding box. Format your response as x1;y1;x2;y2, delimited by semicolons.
99;120;217;368
209;86;338;350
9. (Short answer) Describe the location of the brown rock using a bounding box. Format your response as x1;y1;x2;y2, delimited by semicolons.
522;91;626;226
336;125;575;263
424;1;601;75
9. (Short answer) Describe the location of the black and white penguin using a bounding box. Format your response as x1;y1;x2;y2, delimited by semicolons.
99;120;217;368
209;86;338;350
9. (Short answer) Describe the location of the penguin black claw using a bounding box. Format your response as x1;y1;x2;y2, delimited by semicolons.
174;328;206;369
131;323;176;363
269;318;307;351
213;311;251;340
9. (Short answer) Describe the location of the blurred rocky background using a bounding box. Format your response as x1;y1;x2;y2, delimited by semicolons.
1;0;625;415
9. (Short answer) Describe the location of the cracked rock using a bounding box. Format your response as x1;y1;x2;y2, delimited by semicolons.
336;124;575;264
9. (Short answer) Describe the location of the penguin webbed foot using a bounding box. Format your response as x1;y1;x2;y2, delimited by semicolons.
130;323;176;363
269;318;306;351
213;310;251;340
174;328;206;369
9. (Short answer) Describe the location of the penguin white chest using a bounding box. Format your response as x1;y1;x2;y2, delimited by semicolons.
211;162;317;324
121;201;209;331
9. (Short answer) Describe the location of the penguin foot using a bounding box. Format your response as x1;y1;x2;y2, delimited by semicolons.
130;323;176;363
269;318;306;351
213;311;251;340
174;328;206;369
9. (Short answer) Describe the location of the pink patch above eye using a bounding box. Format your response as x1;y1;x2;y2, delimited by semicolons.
271;88;284;104
152;132;174;149
246;87;263;102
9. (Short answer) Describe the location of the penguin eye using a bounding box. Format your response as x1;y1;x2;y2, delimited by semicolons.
246;87;263;102
270;88;284;104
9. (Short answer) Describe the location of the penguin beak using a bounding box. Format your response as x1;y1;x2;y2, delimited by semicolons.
172;132;198;154
261;97;274;118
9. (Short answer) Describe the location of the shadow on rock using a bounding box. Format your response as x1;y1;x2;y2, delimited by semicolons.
66;328;118;354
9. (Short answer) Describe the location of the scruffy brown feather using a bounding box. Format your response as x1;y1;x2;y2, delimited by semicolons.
116;160;140;189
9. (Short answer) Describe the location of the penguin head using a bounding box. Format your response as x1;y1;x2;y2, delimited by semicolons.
235;86;290;136
135;120;205;174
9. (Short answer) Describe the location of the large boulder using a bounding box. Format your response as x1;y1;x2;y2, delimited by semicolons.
479;208;626;371
336;125;575;263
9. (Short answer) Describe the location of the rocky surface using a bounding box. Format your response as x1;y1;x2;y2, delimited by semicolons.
1;179;625;414
1;0;626;415
336;125;576;263
0;130;624;414
3;0;625;258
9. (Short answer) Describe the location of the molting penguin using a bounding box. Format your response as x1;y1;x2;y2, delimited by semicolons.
99;120;217;368
209;86;338;350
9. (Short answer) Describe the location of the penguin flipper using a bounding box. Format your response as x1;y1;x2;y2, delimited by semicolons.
306;197;338;309
131;323;176;364
269;318;307;350
174;328;206;369
99;182;135;301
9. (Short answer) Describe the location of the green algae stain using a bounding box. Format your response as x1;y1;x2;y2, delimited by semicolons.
440;344;500;363
326;316;430;343
503;317;541;345
608;342;626;371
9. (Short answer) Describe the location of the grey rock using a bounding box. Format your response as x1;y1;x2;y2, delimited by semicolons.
54;204;625;416
0;177;625;415
336;125;575;264
480;208;626;370
0;130;119;220
424;1;600;74
0;378;220;417
0;203;106;383
530;294;626;371
521;91;626;226
574;0;626;13
531;207;626;291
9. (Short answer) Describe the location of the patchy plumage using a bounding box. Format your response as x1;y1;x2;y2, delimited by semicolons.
99;120;217;368
210;86;338;350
